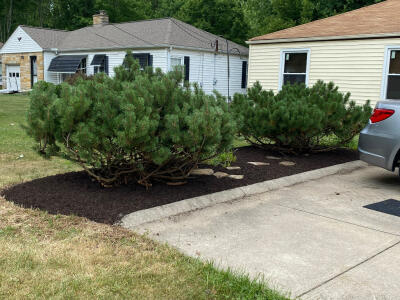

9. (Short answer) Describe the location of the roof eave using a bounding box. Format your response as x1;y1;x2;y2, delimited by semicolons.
246;32;400;45
44;44;248;56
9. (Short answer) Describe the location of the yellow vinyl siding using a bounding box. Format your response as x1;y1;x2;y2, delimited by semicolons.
248;38;400;106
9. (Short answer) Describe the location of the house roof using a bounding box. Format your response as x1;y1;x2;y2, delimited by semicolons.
21;18;248;55
20;26;69;49
250;0;400;43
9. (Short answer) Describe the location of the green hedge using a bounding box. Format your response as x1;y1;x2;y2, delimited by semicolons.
231;81;372;153
26;52;235;187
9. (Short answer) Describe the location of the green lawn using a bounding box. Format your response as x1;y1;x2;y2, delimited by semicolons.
0;93;79;187
0;94;288;300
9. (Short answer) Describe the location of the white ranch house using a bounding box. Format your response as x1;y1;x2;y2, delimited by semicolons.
247;0;400;107
0;42;3;87
0;11;248;97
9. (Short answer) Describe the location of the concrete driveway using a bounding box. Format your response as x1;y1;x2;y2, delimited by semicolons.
135;166;400;299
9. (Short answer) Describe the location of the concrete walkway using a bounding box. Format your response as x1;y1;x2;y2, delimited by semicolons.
135;166;400;299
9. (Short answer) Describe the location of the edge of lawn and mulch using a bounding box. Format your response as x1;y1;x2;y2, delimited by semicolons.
2;146;363;226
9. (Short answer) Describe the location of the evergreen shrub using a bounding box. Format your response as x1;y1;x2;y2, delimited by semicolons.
26;52;235;187
231;81;372;153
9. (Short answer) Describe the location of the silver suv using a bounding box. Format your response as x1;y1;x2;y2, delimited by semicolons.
358;101;400;174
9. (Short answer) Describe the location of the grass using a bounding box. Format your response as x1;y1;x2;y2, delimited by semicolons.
319;135;359;151
0;94;288;300
0;94;79;187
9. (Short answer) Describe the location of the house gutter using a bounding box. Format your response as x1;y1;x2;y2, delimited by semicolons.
246;32;400;45
43;44;248;57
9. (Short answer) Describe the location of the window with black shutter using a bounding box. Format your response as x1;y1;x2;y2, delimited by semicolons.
131;53;153;70
91;54;108;75
241;61;248;89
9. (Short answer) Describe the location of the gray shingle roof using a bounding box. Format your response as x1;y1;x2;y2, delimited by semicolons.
20;26;69;49
21;18;248;55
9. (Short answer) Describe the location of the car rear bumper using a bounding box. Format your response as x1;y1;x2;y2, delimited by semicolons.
358;147;386;169
358;127;398;171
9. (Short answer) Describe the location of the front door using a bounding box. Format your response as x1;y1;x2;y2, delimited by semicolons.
7;65;21;92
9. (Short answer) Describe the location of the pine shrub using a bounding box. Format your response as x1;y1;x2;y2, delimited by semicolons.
231;81;372;153
26;52;235;187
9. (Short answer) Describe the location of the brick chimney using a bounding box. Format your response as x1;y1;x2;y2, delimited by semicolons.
93;10;109;26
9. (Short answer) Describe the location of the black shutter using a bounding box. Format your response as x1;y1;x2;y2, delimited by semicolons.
241;61;248;89
105;56;109;75
184;56;190;81
148;54;153;67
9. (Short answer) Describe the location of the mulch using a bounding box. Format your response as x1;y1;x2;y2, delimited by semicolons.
1;146;359;225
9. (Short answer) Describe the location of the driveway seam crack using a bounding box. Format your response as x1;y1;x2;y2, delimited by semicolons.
296;239;400;299
277;204;400;237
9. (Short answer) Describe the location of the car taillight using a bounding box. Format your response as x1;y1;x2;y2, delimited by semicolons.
370;108;395;123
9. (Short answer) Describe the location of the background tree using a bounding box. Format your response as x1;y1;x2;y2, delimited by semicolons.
175;0;249;45
0;0;384;45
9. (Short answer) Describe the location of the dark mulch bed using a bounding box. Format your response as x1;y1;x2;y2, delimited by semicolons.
2;146;358;225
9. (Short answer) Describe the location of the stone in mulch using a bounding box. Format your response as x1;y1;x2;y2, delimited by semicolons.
280;161;296;167
266;155;282;160
229;175;244;180
248;162;270;166
214;172;229;179
190;168;214;176
226;166;241;170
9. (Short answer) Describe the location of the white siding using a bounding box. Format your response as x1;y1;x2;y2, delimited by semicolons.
44;47;248;97
105;49;168;77
170;48;247;97
51;49;168;80
0;27;42;54
44;51;58;84
248;38;400;106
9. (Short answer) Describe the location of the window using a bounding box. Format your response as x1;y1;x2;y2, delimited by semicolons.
280;50;310;89
30;56;38;88
384;49;400;100
126;53;152;70
61;73;72;82
171;57;183;68
92;55;109;75
94;66;101;74
77;58;87;74
170;56;190;81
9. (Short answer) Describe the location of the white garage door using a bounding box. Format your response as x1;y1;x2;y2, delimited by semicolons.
7;65;21;92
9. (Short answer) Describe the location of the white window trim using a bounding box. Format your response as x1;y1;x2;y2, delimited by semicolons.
381;45;400;101
279;48;311;90
170;55;184;71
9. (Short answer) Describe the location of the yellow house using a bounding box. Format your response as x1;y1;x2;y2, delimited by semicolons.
247;0;400;107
